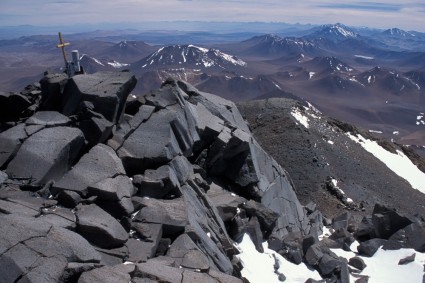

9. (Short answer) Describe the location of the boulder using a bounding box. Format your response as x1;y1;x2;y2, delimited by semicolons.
349;256;367;270
132;197;188;235
398;253;416;265
5;127;85;185
76;203;128;248
357;238;387;257
206;183;246;222
385;222;425;252
372;204;412;239
133;165;179;199
39;72;68;111
88;175;134;201
62;71;137;124
53;144;126;195
78;264;132;283
75;108;114;146
118;109;183;174
0;124;27;168
25;111;71;127
244;200;279;238
0;92;32;122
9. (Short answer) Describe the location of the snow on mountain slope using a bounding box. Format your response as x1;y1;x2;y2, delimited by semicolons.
332;241;425;283
235;234;322;283
347;133;425;192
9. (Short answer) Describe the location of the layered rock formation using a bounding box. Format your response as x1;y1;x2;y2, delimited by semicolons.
0;71;326;282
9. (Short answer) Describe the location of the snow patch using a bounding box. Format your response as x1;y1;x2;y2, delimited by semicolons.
332;243;425;283
236;234;322;283
347;133;425;192
369;130;383;134
291;108;309;128
107;60;129;68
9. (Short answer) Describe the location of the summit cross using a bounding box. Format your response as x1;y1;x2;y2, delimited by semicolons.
56;32;70;67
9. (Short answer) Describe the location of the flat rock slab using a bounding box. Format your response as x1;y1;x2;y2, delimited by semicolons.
133;197;188;236
6;126;85;185
63;71;137;123
76;203;128;248
53;144;125;194
118;110;182;174
88;175;134;201
25;111;71;127
78;264;132;283
24;226;101;263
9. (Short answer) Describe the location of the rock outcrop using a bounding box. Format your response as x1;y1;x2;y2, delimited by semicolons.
0;71;326;282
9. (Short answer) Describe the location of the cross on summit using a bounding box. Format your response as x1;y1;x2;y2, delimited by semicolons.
56;32;83;77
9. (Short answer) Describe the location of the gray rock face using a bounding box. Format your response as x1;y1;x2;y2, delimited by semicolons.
62;71;137;124
6;127;85;185
133;197;188;235
25;111;71;127
76;204;129;248
53;144;126;194
0;124;27;168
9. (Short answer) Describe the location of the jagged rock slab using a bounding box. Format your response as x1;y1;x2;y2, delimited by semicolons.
53;144;126;194
0;124;27;168
62;71;137;123
118;109;187;175
133;164;180;199
0;214;101;282
133;197;188;235
5;127;84;185
39;72;68;111
88;175;134;201
76;203;129;248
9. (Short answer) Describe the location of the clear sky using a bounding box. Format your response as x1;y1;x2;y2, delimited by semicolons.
1;0;424;32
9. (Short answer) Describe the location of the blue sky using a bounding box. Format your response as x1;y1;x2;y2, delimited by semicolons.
1;0;424;31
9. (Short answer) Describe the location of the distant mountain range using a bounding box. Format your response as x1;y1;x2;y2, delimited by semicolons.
0;22;424;148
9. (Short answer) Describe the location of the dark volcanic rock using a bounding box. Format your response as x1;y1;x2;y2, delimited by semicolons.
398;253;416;265
62;71;137;124
39;72;68;111
349;256;367;270
357;238;387;257
53;144;126;195
386;222;425;252
88;175;134;201
78;264;133;283
133;197;188;236
76;203;129;248
133;165;179;199
25;111;71;127
5;127;84;185
0;124;28;168
371;204;412;239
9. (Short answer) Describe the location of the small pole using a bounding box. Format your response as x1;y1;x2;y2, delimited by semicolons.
72;50;81;73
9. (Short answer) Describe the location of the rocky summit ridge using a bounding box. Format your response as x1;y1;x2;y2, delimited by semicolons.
0;71;425;283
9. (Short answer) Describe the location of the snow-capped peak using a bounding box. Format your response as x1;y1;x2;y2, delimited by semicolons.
383;28;415;37
308;23;358;41
138;45;246;69
325;23;357;38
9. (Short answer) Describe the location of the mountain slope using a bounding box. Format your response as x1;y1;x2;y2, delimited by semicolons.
237;98;425;220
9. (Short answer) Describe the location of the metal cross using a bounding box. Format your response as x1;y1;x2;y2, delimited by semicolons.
56;32;70;67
